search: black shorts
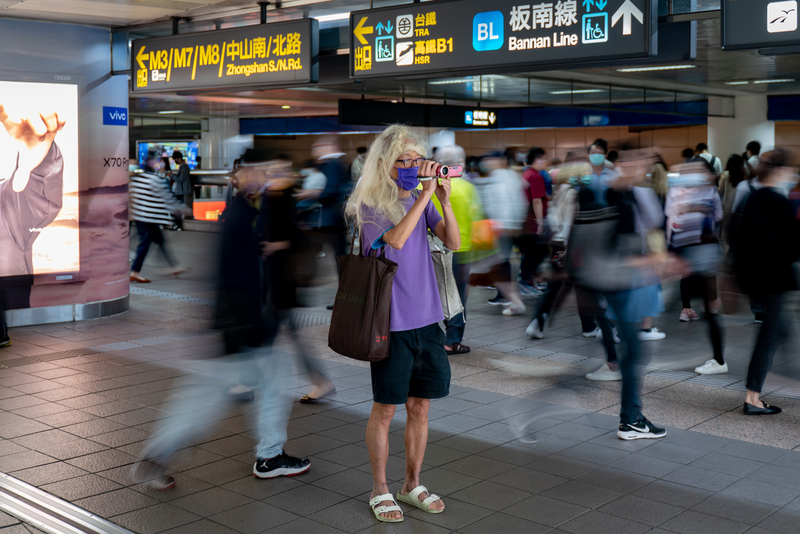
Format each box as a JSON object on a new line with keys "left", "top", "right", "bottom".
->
{"left": 370, "top": 323, "right": 451, "bottom": 405}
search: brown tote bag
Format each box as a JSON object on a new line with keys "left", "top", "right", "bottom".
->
{"left": 328, "top": 230, "right": 398, "bottom": 362}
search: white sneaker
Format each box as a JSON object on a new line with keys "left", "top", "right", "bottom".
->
{"left": 586, "top": 363, "right": 622, "bottom": 381}
{"left": 502, "top": 304, "right": 526, "bottom": 316}
{"left": 639, "top": 328, "right": 666, "bottom": 341}
{"left": 694, "top": 359, "right": 728, "bottom": 375}
{"left": 526, "top": 316, "right": 545, "bottom": 339}
{"left": 582, "top": 327, "right": 601, "bottom": 338}
{"left": 597, "top": 328, "right": 621, "bottom": 343}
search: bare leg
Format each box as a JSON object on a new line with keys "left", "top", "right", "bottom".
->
{"left": 746, "top": 389, "right": 764, "bottom": 408}
{"left": 366, "top": 402, "right": 401, "bottom": 520}
{"left": 642, "top": 317, "right": 652, "bottom": 330}
{"left": 399, "top": 397, "right": 444, "bottom": 512}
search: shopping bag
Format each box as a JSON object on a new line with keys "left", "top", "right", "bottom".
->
{"left": 471, "top": 219, "right": 497, "bottom": 251}
{"left": 428, "top": 234, "right": 464, "bottom": 321}
{"left": 328, "top": 231, "right": 397, "bottom": 362}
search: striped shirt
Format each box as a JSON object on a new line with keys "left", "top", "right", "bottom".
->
{"left": 129, "top": 172, "right": 183, "bottom": 225}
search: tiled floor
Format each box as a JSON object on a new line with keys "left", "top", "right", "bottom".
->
{"left": 0, "top": 230, "right": 799, "bottom": 533}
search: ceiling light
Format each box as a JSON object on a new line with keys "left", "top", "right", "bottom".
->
{"left": 157, "top": 110, "right": 184, "bottom": 114}
{"left": 617, "top": 65, "right": 697, "bottom": 72}
{"left": 391, "top": 100, "right": 398, "bottom": 103}
{"left": 316, "top": 12, "right": 350, "bottom": 22}
{"left": 428, "top": 77, "right": 476, "bottom": 85}
{"left": 549, "top": 89, "right": 604, "bottom": 95}
{"left": 753, "top": 78, "right": 795, "bottom": 84}
{"left": 725, "top": 81, "right": 750, "bottom": 85}
{"left": 282, "top": 105, "right": 291, "bottom": 109}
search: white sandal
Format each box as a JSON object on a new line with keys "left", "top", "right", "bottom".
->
{"left": 396, "top": 485, "right": 444, "bottom": 514}
{"left": 369, "top": 493, "right": 404, "bottom": 523}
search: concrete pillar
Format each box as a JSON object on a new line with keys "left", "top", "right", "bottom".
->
{"left": 199, "top": 116, "right": 253, "bottom": 169}
{"left": 708, "top": 95, "right": 775, "bottom": 163}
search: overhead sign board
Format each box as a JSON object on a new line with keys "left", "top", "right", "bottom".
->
{"left": 131, "top": 19, "right": 318, "bottom": 93}
{"left": 722, "top": 0, "right": 800, "bottom": 50}
{"left": 349, "top": 0, "right": 656, "bottom": 78}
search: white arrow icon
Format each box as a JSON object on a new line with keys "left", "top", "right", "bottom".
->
{"left": 489, "top": 112, "right": 496, "bottom": 125}
{"left": 612, "top": 0, "right": 644, "bottom": 35}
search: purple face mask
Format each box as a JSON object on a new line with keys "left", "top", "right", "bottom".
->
{"left": 396, "top": 166, "right": 420, "bottom": 191}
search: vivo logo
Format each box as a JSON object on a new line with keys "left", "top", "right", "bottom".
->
{"left": 103, "top": 106, "right": 127, "bottom": 126}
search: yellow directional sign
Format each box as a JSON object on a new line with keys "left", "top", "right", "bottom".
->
{"left": 354, "top": 17, "right": 373, "bottom": 45}
{"left": 131, "top": 19, "right": 318, "bottom": 92}
{"left": 136, "top": 46, "right": 148, "bottom": 70}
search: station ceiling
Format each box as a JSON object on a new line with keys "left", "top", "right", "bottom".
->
{"left": 3, "top": 0, "right": 798, "bottom": 118}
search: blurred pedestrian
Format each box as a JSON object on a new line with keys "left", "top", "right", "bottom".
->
{"left": 129, "top": 152, "right": 187, "bottom": 283}
{"left": 666, "top": 161, "right": 726, "bottom": 375}
{"left": 430, "top": 145, "right": 479, "bottom": 355}
{"left": 718, "top": 154, "right": 747, "bottom": 255}
{"left": 0, "top": 293, "right": 8, "bottom": 348}
{"left": 519, "top": 147, "right": 550, "bottom": 298}
{"left": 313, "top": 137, "right": 350, "bottom": 309}
{"left": 693, "top": 143, "right": 723, "bottom": 176}
{"left": 257, "top": 159, "right": 335, "bottom": 404}
{"left": 172, "top": 150, "right": 193, "bottom": 218}
{"left": 565, "top": 142, "right": 668, "bottom": 438}
{"left": 132, "top": 166, "right": 310, "bottom": 490}
{"left": 346, "top": 124, "right": 459, "bottom": 522}
{"left": 351, "top": 146, "right": 367, "bottom": 181}
{"left": 734, "top": 149, "right": 799, "bottom": 415}
{"left": 745, "top": 141, "right": 761, "bottom": 177}
{"left": 472, "top": 152, "right": 527, "bottom": 315}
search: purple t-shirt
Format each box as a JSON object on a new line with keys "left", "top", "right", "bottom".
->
{"left": 361, "top": 195, "right": 443, "bottom": 332}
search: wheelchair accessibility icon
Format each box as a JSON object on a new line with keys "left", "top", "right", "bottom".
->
{"left": 582, "top": 12, "right": 608, "bottom": 44}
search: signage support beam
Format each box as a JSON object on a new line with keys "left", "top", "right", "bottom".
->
{"left": 259, "top": 2, "right": 269, "bottom": 24}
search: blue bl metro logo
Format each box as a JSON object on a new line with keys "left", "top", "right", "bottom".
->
{"left": 473, "top": 11, "right": 504, "bottom": 51}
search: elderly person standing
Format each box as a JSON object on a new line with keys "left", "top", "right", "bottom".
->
{"left": 346, "top": 125, "right": 460, "bottom": 523}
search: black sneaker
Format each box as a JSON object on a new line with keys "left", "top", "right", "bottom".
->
{"left": 0, "top": 336, "right": 10, "bottom": 349}
{"left": 617, "top": 418, "right": 667, "bottom": 440}
{"left": 253, "top": 451, "right": 310, "bottom": 479}
{"left": 488, "top": 295, "right": 510, "bottom": 306}
{"left": 755, "top": 313, "right": 764, "bottom": 324}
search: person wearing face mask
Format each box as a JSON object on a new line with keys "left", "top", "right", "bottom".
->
{"left": 735, "top": 149, "right": 799, "bottom": 416}
{"left": 346, "top": 124, "right": 460, "bottom": 523}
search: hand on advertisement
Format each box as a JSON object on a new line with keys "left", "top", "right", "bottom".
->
{"left": 435, "top": 176, "right": 451, "bottom": 207}
{"left": 0, "top": 105, "right": 66, "bottom": 192}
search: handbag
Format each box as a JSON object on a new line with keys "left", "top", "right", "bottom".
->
{"left": 328, "top": 229, "right": 398, "bottom": 362}
{"left": 428, "top": 234, "right": 464, "bottom": 321}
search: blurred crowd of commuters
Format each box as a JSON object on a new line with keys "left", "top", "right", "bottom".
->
{"left": 125, "top": 127, "right": 798, "bottom": 523}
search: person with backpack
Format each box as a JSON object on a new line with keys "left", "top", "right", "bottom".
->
{"left": 665, "top": 161, "right": 726, "bottom": 375}
{"left": 693, "top": 143, "right": 722, "bottom": 176}
{"left": 734, "top": 149, "right": 799, "bottom": 415}
{"left": 745, "top": 141, "right": 761, "bottom": 178}
{"left": 565, "top": 142, "right": 668, "bottom": 438}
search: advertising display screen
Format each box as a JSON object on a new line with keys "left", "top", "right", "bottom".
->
{"left": 350, "top": 0, "right": 656, "bottom": 78}
{"left": 131, "top": 19, "right": 319, "bottom": 93}
{"left": 722, "top": 0, "right": 800, "bottom": 50}
{"left": 137, "top": 141, "right": 199, "bottom": 171}
{"left": 0, "top": 80, "right": 79, "bottom": 282}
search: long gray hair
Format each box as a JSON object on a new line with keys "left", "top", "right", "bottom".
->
{"left": 345, "top": 124, "right": 428, "bottom": 230}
